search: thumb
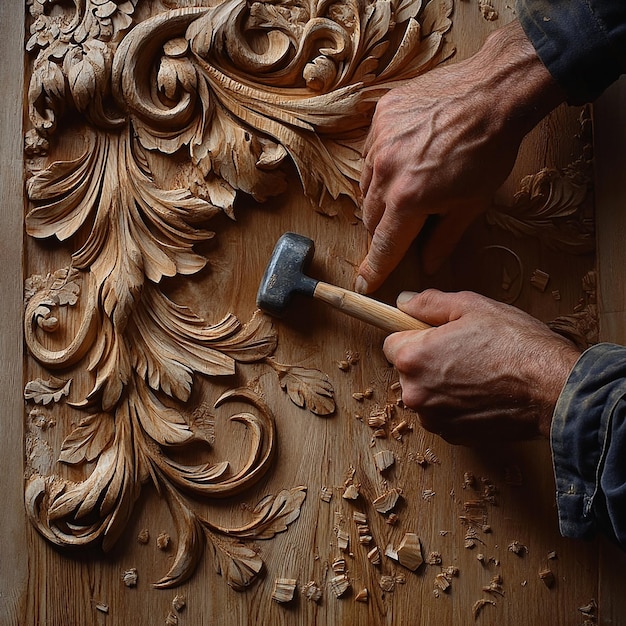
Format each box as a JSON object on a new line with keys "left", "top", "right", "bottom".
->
{"left": 395, "top": 289, "right": 467, "bottom": 326}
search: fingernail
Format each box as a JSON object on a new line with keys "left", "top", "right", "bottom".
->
{"left": 397, "top": 291, "right": 417, "bottom": 305}
{"left": 355, "top": 276, "right": 369, "bottom": 294}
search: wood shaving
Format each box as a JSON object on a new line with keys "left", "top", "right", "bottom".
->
{"left": 482, "top": 574, "right": 505, "bottom": 597}
{"left": 472, "top": 598, "right": 496, "bottom": 620}
{"left": 172, "top": 594, "right": 186, "bottom": 612}
{"left": 95, "top": 602, "right": 109, "bottom": 614}
{"left": 355, "top": 588, "right": 369, "bottom": 603}
{"left": 137, "top": 528, "right": 150, "bottom": 544}
{"left": 165, "top": 612, "right": 178, "bottom": 626}
{"left": 422, "top": 489, "right": 436, "bottom": 501}
{"left": 427, "top": 551, "right": 443, "bottom": 566}
{"left": 425, "top": 448, "right": 440, "bottom": 464}
{"left": 539, "top": 567, "right": 555, "bottom": 588}
{"left": 157, "top": 532, "right": 170, "bottom": 550}
{"left": 508, "top": 540, "right": 527, "bottom": 556}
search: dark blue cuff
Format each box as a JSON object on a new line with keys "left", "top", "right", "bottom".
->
{"left": 552, "top": 343, "right": 626, "bottom": 547}
{"left": 517, "top": 0, "right": 626, "bottom": 104}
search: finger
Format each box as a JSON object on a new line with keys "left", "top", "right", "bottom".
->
{"left": 395, "top": 288, "right": 466, "bottom": 326}
{"left": 421, "top": 199, "right": 487, "bottom": 275}
{"left": 359, "top": 158, "right": 373, "bottom": 200}
{"left": 360, "top": 178, "right": 387, "bottom": 235}
{"left": 357, "top": 212, "right": 427, "bottom": 294}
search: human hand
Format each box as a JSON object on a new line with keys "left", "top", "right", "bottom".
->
{"left": 383, "top": 290, "right": 581, "bottom": 445}
{"left": 357, "top": 20, "right": 565, "bottom": 294}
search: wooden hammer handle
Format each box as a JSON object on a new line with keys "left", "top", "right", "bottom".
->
{"left": 313, "top": 282, "right": 431, "bottom": 333}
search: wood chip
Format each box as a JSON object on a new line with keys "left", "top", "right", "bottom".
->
{"left": 530, "top": 268, "right": 550, "bottom": 291}
{"left": 508, "top": 540, "right": 527, "bottom": 556}
{"left": 342, "top": 484, "right": 360, "bottom": 500}
{"left": 272, "top": 578, "right": 297, "bottom": 603}
{"left": 95, "top": 602, "right": 109, "bottom": 614}
{"left": 320, "top": 486, "right": 333, "bottom": 502}
{"left": 434, "top": 573, "right": 451, "bottom": 592}
{"left": 122, "top": 567, "right": 138, "bottom": 587}
{"left": 157, "top": 532, "right": 170, "bottom": 550}
{"left": 137, "top": 528, "right": 150, "bottom": 544}
{"left": 374, "top": 449, "right": 395, "bottom": 472}
{"left": 330, "top": 574, "right": 350, "bottom": 598}
{"left": 396, "top": 533, "right": 424, "bottom": 571}
{"left": 337, "top": 529, "right": 350, "bottom": 552}
{"left": 367, "top": 546, "right": 381, "bottom": 566}
{"left": 165, "top": 612, "right": 178, "bottom": 626}
{"left": 172, "top": 594, "right": 186, "bottom": 612}
{"left": 539, "top": 567, "right": 555, "bottom": 588}
{"left": 302, "top": 581, "right": 322, "bottom": 603}
{"left": 373, "top": 488, "right": 402, "bottom": 513}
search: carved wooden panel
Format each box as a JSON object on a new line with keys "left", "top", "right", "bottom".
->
{"left": 1, "top": 0, "right": 621, "bottom": 624}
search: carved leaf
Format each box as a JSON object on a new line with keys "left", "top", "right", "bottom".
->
{"left": 131, "top": 286, "right": 239, "bottom": 401}
{"left": 209, "top": 487, "right": 307, "bottom": 540}
{"left": 44, "top": 415, "right": 139, "bottom": 551}
{"left": 134, "top": 381, "right": 194, "bottom": 447}
{"left": 24, "top": 376, "right": 72, "bottom": 405}
{"left": 207, "top": 532, "right": 263, "bottom": 591}
{"left": 28, "top": 57, "right": 65, "bottom": 132}
{"left": 267, "top": 359, "right": 336, "bottom": 416}
{"left": 154, "top": 484, "right": 206, "bottom": 589}
{"left": 211, "top": 310, "right": 278, "bottom": 363}
{"left": 59, "top": 413, "right": 115, "bottom": 465}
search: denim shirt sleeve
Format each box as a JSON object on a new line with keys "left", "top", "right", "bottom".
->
{"left": 517, "top": 0, "right": 626, "bottom": 104}
{"left": 551, "top": 343, "right": 626, "bottom": 547}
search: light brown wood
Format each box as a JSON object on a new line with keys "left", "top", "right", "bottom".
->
{"left": 2, "top": 0, "right": 623, "bottom": 624}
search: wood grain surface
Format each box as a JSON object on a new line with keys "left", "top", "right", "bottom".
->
{"left": 2, "top": 1, "right": 624, "bottom": 625}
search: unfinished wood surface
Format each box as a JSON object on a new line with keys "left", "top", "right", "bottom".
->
{"left": 1, "top": 0, "right": 622, "bottom": 624}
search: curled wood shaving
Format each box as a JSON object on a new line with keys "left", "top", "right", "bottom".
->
{"left": 472, "top": 598, "right": 496, "bottom": 620}
{"left": 355, "top": 588, "right": 369, "bottom": 603}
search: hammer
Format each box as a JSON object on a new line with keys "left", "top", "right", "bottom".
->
{"left": 256, "top": 232, "right": 431, "bottom": 333}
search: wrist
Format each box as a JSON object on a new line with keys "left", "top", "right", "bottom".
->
{"left": 469, "top": 20, "right": 566, "bottom": 138}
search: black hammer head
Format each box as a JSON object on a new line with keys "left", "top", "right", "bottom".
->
{"left": 256, "top": 232, "right": 320, "bottom": 317}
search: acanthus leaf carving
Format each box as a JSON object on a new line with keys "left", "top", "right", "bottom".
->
{"left": 23, "top": 0, "right": 454, "bottom": 589}
{"left": 24, "top": 376, "right": 72, "bottom": 406}
{"left": 267, "top": 357, "right": 336, "bottom": 416}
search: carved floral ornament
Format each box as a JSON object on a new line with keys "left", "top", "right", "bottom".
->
{"left": 23, "top": 0, "right": 455, "bottom": 590}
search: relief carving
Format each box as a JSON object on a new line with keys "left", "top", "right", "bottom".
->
{"left": 23, "top": 0, "right": 454, "bottom": 589}
{"left": 487, "top": 108, "right": 595, "bottom": 254}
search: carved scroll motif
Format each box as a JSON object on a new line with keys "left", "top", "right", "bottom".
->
{"left": 23, "top": 0, "right": 454, "bottom": 589}
{"left": 487, "top": 109, "right": 595, "bottom": 254}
